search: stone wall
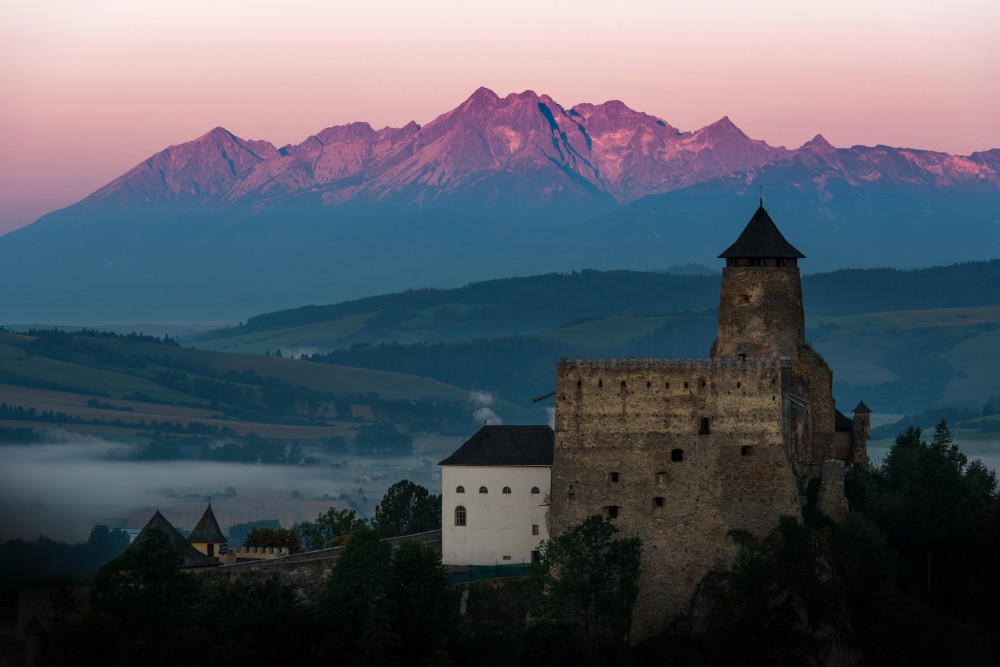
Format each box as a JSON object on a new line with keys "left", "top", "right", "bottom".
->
{"left": 713, "top": 266, "right": 805, "bottom": 360}
{"left": 551, "top": 357, "right": 802, "bottom": 640}
{"left": 196, "top": 531, "right": 442, "bottom": 605}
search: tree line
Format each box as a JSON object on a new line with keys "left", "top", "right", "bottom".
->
{"left": 200, "top": 260, "right": 1000, "bottom": 343}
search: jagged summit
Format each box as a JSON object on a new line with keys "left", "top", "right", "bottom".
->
{"left": 57, "top": 88, "right": 998, "bottom": 214}
{"left": 801, "top": 133, "right": 835, "bottom": 151}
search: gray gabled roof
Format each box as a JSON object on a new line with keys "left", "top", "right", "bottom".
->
{"left": 438, "top": 425, "right": 554, "bottom": 467}
{"left": 719, "top": 204, "right": 805, "bottom": 259}
{"left": 188, "top": 503, "right": 227, "bottom": 544}
{"left": 132, "top": 510, "right": 219, "bottom": 568}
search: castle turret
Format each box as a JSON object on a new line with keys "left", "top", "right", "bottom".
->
{"left": 712, "top": 202, "right": 806, "bottom": 360}
{"left": 850, "top": 400, "right": 872, "bottom": 465}
{"left": 188, "top": 503, "right": 227, "bottom": 559}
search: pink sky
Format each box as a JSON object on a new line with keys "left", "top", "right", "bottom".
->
{"left": 1, "top": 0, "right": 997, "bottom": 235}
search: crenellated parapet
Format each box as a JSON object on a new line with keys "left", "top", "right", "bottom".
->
{"left": 219, "top": 545, "right": 290, "bottom": 564}
{"left": 557, "top": 356, "right": 791, "bottom": 370}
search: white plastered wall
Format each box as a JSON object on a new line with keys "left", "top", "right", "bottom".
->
{"left": 440, "top": 465, "right": 551, "bottom": 566}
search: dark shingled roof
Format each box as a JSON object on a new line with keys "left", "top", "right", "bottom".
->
{"left": 438, "top": 425, "right": 554, "bottom": 467}
{"left": 132, "top": 511, "right": 219, "bottom": 568}
{"left": 853, "top": 400, "right": 871, "bottom": 414}
{"left": 719, "top": 204, "right": 805, "bottom": 259}
{"left": 835, "top": 409, "right": 854, "bottom": 432}
{"left": 188, "top": 503, "right": 227, "bottom": 545}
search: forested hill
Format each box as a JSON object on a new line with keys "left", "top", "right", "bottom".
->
{"left": 198, "top": 259, "right": 1000, "bottom": 340}
{"left": 197, "top": 271, "right": 722, "bottom": 340}
{"left": 804, "top": 260, "right": 1000, "bottom": 315}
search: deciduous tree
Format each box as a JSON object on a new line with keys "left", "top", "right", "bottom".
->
{"left": 372, "top": 479, "right": 441, "bottom": 537}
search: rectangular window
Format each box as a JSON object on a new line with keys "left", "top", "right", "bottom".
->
{"left": 532, "top": 524, "right": 539, "bottom": 536}
{"left": 609, "top": 472, "right": 620, "bottom": 483}
{"left": 502, "top": 555, "right": 512, "bottom": 561}
{"left": 607, "top": 506, "right": 619, "bottom": 519}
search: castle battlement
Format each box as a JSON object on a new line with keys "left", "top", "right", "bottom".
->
{"left": 557, "top": 355, "right": 791, "bottom": 370}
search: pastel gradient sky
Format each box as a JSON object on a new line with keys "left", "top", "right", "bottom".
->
{"left": 1, "top": 0, "right": 997, "bottom": 235}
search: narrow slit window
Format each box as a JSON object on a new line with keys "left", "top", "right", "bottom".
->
{"left": 699, "top": 417, "right": 710, "bottom": 435}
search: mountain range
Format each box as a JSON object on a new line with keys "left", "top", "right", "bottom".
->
{"left": 2, "top": 87, "right": 998, "bottom": 322}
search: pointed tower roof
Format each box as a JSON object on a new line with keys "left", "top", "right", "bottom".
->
{"left": 188, "top": 503, "right": 227, "bottom": 544}
{"left": 853, "top": 400, "right": 872, "bottom": 414}
{"left": 132, "top": 510, "right": 219, "bottom": 568}
{"left": 719, "top": 203, "right": 805, "bottom": 259}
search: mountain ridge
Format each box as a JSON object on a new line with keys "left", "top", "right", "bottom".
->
{"left": 1, "top": 87, "right": 998, "bottom": 323}
{"left": 53, "top": 87, "right": 997, "bottom": 217}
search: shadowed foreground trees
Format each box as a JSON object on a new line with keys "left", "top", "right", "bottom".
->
{"left": 657, "top": 421, "right": 1000, "bottom": 667}
{"left": 316, "top": 526, "right": 457, "bottom": 665}
{"left": 524, "top": 515, "right": 642, "bottom": 666}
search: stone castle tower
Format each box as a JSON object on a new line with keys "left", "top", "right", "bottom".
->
{"left": 549, "top": 203, "right": 869, "bottom": 640}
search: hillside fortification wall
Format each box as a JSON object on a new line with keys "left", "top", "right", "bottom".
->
{"left": 551, "top": 356, "right": 803, "bottom": 639}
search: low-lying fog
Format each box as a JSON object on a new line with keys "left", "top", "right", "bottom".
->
{"left": 0, "top": 432, "right": 456, "bottom": 543}
{"left": 2, "top": 432, "right": 995, "bottom": 545}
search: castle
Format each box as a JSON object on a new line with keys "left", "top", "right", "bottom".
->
{"left": 549, "top": 202, "right": 870, "bottom": 639}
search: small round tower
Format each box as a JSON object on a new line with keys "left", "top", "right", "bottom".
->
{"left": 712, "top": 202, "right": 806, "bottom": 360}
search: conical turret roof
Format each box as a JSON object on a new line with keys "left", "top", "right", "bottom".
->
{"left": 719, "top": 203, "right": 805, "bottom": 259}
{"left": 133, "top": 510, "right": 219, "bottom": 568}
{"left": 188, "top": 503, "right": 227, "bottom": 544}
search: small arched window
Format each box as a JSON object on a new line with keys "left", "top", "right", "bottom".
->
{"left": 455, "top": 506, "right": 466, "bottom": 526}
{"left": 502, "top": 486, "right": 512, "bottom": 494}
{"left": 531, "top": 486, "right": 540, "bottom": 494}
{"left": 456, "top": 485, "right": 465, "bottom": 493}
{"left": 479, "top": 486, "right": 488, "bottom": 494}
{"left": 671, "top": 448, "right": 684, "bottom": 462}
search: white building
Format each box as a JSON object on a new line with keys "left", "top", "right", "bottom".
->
{"left": 438, "top": 425, "right": 553, "bottom": 566}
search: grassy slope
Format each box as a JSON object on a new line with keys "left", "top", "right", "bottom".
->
{"left": 83, "top": 336, "right": 471, "bottom": 402}
{"left": 0, "top": 331, "right": 486, "bottom": 442}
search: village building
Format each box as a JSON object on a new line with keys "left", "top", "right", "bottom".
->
{"left": 438, "top": 425, "right": 553, "bottom": 566}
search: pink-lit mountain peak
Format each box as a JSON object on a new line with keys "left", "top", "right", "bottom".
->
{"left": 698, "top": 116, "right": 747, "bottom": 139}
{"left": 800, "top": 134, "right": 835, "bottom": 152}
{"left": 73, "top": 86, "right": 1000, "bottom": 213}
